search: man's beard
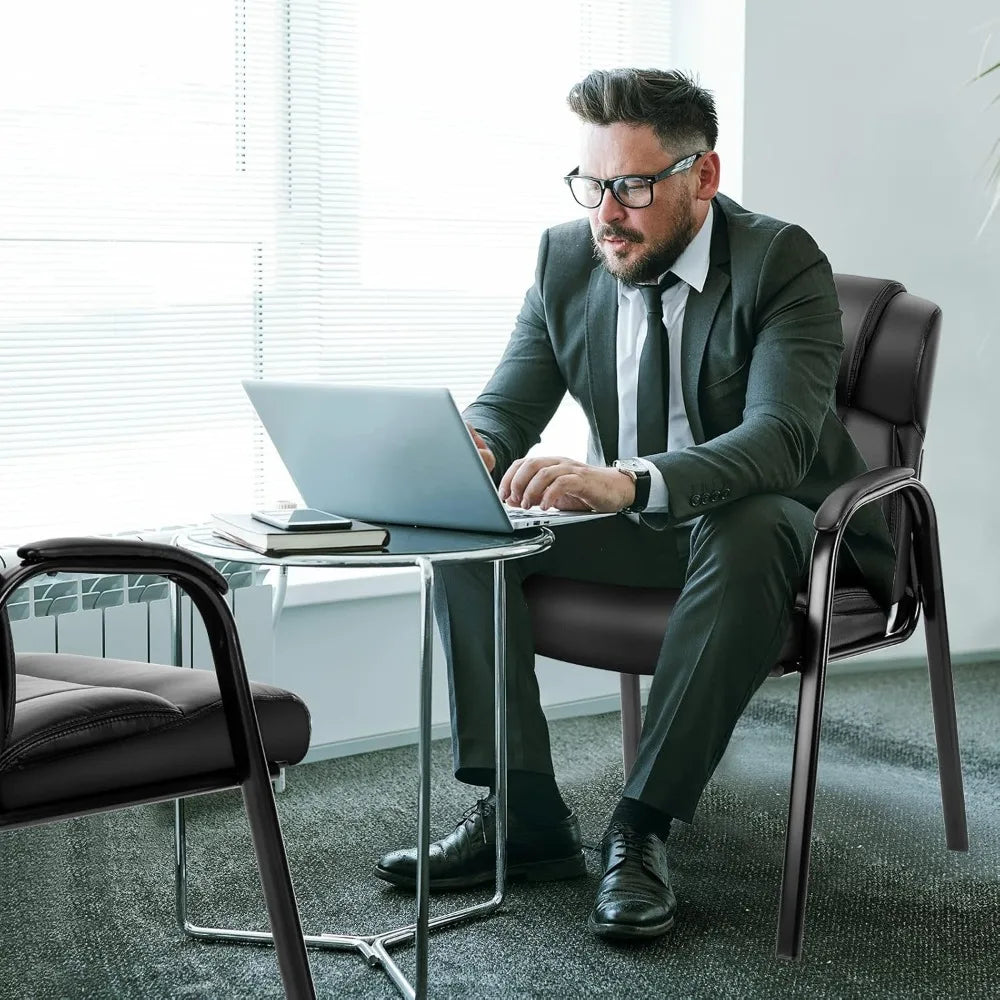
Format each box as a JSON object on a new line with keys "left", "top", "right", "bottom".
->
{"left": 591, "top": 202, "right": 698, "bottom": 284}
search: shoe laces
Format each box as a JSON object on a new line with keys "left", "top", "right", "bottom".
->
{"left": 606, "top": 821, "right": 645, "bottom": 852}
{"left": 456, "top": 796, "right": 495, "bottom": 844}
{"left": 605, "top": 823, "right": 664, "bottom": 876}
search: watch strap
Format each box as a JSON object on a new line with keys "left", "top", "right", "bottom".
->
{"left": 614, "top": 460, "right": 652, "bottom": 512}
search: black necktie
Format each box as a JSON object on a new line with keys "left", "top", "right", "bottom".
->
{"left": 635, "top": 273, "right": 681, "bottom": 457}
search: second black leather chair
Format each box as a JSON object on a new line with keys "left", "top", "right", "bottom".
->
{"left": 524, "top": 274, "right": 968, "bottom": 962}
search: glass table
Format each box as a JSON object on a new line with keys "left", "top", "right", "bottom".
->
{"left": 172, "top": 523, "right": 554, "bottom": 1000}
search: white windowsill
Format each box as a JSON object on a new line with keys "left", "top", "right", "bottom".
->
{"left": 269, "top": 565, "right": 422, "bottom": 608}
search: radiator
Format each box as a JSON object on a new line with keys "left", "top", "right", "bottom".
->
{"left": 2, "top": 546, "right": 276, "bottom": 685}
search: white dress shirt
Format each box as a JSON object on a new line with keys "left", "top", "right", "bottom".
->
{"left": 615, "top": 202, "right": 714, "bottom": 512}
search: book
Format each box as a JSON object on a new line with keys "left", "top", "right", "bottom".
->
{"left": 210, "top": 512, "right": 389, "bottom": 554}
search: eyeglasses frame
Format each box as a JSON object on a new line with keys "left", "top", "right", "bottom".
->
{"left": 563, "top": 151, "right": 708, "bottom": 209}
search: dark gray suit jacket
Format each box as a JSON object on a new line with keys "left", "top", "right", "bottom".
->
{"left": 464, "top": 193, "right": 897, "bottom": 611}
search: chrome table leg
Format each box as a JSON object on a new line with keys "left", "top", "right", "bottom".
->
{"left": 173, "top": 557, "right": 512, "bottom": 1000}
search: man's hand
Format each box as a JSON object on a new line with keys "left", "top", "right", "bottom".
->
{"left": 465, "top": 423, "right": 496, "bottom": 474}
{"left": 499, "top": 456, "right": 634, "bottom": 513}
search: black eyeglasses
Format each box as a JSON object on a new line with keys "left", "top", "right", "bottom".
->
{"left": 564, "top": 151, "right": 706, "bottom": 209}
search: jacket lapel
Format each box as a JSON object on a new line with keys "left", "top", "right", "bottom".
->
{"left": 680, "top": 204, "right": 731, "bottom": 444}
{"left": 585, "top": 265, "right": 620, "bottom": 464}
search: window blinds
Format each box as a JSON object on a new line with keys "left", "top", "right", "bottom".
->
{"left": 0, "top": 0, "right": 672, "bottom": 543}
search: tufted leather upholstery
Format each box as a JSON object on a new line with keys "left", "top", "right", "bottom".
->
{"left": 526, "top": 274, "right": 942, "bottom": 678}
{"left": 2, "top": 652, "right": 309, "bottom": 811}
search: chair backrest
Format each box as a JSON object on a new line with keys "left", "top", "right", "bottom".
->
{"left": 0, "top": 607, "right": 13, "bottom": 749}
{"left": 833, "top": 274, "right": 942, "bottom": 609}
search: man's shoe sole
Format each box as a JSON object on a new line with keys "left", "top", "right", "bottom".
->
{"left": 374, "top": 851, "right": 587, "bottom": 892}
{"left": 587, "top": 912, "right": 676, "bottom": 941}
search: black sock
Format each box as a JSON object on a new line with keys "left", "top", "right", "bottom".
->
{"left": 506, "top": 770, "right": 572, "bottom": 827}
{"left": 455, "top": 767, "right": 571, "bottom": 827}
{"left": 456, "top": 766, "right": 494, "bottom": 792}
{"left": 609, "top": 796, "right": 672, "bottom": 841}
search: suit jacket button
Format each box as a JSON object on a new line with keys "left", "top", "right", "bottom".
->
{"left": 691, "top": 494, "right": 701, "bottom": 505}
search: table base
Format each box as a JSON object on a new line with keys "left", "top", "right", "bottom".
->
{"left": 175, "top": 794, "right": 505, "bottom": 1000}
{"left": 169, "top": 530, "right": 553, "bottom": 998}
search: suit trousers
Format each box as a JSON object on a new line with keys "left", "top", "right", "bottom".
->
{"left": 433, "top": 493, "right": 867, "bottom": 824}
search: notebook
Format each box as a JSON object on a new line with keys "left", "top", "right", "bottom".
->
{"left": 241, "top": 379, "right": 614, "bottom": 534}
{"left": 210, "top": 511, "right": 389, "bottom": 554}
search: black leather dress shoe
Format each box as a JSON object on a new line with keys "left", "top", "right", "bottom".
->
{"left": 375, "top": 794, "right": 586, "bottom": 891}
{"left": 588, "top": 823, "right": 676, "bottom": 940}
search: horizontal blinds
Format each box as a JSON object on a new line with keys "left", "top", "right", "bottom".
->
{"left": 0, "top": 0, "right": 671, "bottom": 542}
{"left": 298, "top": 0, "right": 673, "bottom": 410}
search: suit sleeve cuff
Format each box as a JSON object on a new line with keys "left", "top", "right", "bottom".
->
{"left": 635, "top": 458, "right": 669, "bottom": 512}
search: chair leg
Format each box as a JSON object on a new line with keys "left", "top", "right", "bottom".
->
{"left": 905, "top": 486, "right": 968, "bottom": 850}
{"left": 776, "top": 658, "right": 826, "bottom": 961}
{"left": 619, "top": 673, "right": 642, "bottom": 783}
{"left": 241, "top": 771, "right": 317, "bottom": 1000}
{"left": 776, "top": 528, "right": 841, "bottom": 963}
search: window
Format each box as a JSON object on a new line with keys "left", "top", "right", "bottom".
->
{"left": 0, "top": 0, "right": 672, "bottom": 543}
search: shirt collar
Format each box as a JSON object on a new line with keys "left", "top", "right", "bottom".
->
{"left": 617, "top": 201, "right": 714, "bottom": 301}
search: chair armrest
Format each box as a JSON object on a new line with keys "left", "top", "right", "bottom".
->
{"left": 813, "top": 466, "right": 915, "bottom": 533}
{"left": 2, "top": 537, "right": 267, "bottom": 779}
{"left": 14, "top": 537, "right": 228, "bottom": 594}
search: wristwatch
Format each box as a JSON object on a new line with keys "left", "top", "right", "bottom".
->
{"left": 613, "top": 458, "right": 651, "bottom": 512}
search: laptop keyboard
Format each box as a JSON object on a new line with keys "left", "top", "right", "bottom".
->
{"left": 504, "top": 504, "right": 574, "bottom": 520}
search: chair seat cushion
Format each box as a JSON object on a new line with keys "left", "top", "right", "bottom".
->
{"left": 1, "top": 653, "right": 311, "bottom": 811}
{"left": 2, "top": 673, "right": 183, "bottom": 768}
{"left": 524, "top": 575, "right": 889, "bottom": 678}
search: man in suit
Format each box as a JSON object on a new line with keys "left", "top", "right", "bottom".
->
{"left": 376, "top": 68, "right": 896, "bottom": 940}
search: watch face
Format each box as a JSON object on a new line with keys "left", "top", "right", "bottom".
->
{"left": 617, "top": 458, "right": 645, "bottom": 474}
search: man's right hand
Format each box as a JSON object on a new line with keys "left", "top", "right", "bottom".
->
{"left": 466, "top": 423, "right": 496, "bottom": 474}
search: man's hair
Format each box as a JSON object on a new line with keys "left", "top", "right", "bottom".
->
{"left": 566, "top": 68, "right": 718, "bottom": 154}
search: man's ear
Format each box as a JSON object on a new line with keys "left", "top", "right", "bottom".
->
{"left": 696, "top": 151, "right": 721, "bottom": 200}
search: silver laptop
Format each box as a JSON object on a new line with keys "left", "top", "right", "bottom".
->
{"left": 241, "top": 379, "right": 613, "bottom": 533}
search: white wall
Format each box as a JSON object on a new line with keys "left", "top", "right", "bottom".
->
{"left": 743, "top": 0, "right": 1000, "bottom": 659}
{"left": 672, "top": 0, "right": 746, "bottom": 201}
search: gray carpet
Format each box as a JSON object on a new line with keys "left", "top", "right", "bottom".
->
{"left": 1, "top": 662, "right": 998, "bottom": 999}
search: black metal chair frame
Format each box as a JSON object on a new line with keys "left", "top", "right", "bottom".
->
{"left": 755, "top": 467, "right": 963, "bottom": 958}
{"left": 0, "top": 537, "right": 316, "bottom": 1000}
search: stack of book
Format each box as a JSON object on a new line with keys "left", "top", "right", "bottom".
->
{"left": 211, "top": 512, "right": 389, "bottom": 555}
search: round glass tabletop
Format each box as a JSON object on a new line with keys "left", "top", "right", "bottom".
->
{"left": 175, "top": 523, "right": 554, "bottom": 568}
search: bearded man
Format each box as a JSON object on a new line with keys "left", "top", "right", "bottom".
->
{"left": 375, "top": 67, "right": 895, "bottom": 941}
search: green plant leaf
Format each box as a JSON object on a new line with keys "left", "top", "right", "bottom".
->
{"left": 974, "top": 36, "right": 1000, "bottom": 231}
{"left": 977, "top": 180, "right": 1000, "bottom": 237}
{"left": 974, "top": 60, "right": 1000, "bottom": 80}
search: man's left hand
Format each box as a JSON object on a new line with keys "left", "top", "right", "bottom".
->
{"left": 499, "top": 456, "right": 634, "bottom": 513}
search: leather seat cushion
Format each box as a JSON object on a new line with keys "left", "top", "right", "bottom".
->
{"left": 524, "top": 575, "right": 889, "bottom": 678}
{"left": 3, "top": 673, "right": 183, "bottom": 767}
{"left": 1, "top": 652, "right": 311, "bottom": 811}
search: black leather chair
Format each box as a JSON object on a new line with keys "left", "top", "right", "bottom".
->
{"left": 1, "top": 537, "right": 316, "bottom": 999}
{"left": 524, "top": 274, "right": 968, "bottom": 961}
